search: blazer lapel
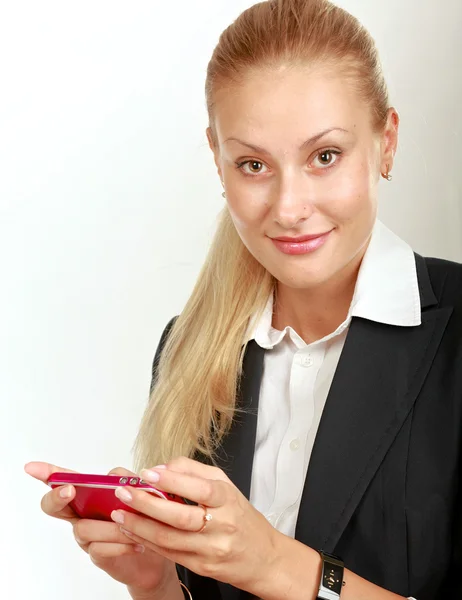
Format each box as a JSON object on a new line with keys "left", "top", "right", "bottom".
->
{"left": 294, "top": 253, "right": 453, "bottom": 551}
{"left": 214, "top": 339, "right": 265, "bottom": 600}
{"left": 214, "top": 339, "right": 265, "bottom": 493}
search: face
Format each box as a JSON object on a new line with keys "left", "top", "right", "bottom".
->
{"left": 207, "top": 65, "right": 398, "bottom": 290}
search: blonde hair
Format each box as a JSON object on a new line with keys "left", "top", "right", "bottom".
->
{"left": 132, "top": 0, "right": 390, "bottom": 470}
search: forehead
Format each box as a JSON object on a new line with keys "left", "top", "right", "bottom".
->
{"left": 213, "top": 66, "right": 367, "bottom": 144}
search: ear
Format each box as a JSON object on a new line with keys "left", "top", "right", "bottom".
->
{"left": 206, "top": 127, "right": 215, "bottom": 151}
{"left": 206, "top": 127, "right": 224, "bottom": 182}
{"left": 380, "top": 108, "right": 399, "bottom": 173}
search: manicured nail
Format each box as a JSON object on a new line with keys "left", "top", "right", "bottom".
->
{"left": 111, "top": 510, "right": 125, "bottom": 524}
{"left": 141, "top": 469, "right": 161, "bottom": 483}
{"left": 59, "top": 485, "right": 72, "bottom": 499}
{"left": 134, "top": 544, "right": 145, "bottom": 553}
{"left": 120, "top": 527, "right": 134, "bottom": 538}
{"left": 115, "top": 487, "right": 133, "bottom": 503}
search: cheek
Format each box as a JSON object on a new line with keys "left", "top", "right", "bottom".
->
{"left": 226, "top": 198, "right": 270, "bottom": 263}
{"left": 226, "top": 194, "right": 267, "bottom": 231}
{"left": 324, "top": 161, "right": 376, "bottom": 219}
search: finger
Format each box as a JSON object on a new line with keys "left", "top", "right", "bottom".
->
{"left": 107, "top": 466, "right": 137, "bottom": 477}
{"left": 157, "top": 457, "right": 230, "bottom": 483}
{"left": 74, "top": 519, "right": 142, "bottom": 547}
{"left": 114, "top": 488, "right": 208, "bottom": 532}
{"left": 73, "top": 530, "right": 90, "bottom": 553}
{"left": 139, "top": 468, "right": 228, "bottom": 508}
{"left": 24, "top": 462, "right": 78, "bottom": 485}
{"left": 88, "top": 541, "right": 145, "bottom": 562}
{"left": 120, "top": 533, "right": 197, "bottom": 564}
{"left": 111, "top": 510, "right": 199, "bottom": 553}
{"left": 40, "top": 484, "right": 79, "bottom": 523}
{"left": 119, "top": 527, "right": 147, "bottom": 545}
{"left": 118, "top": 526, "right": 169, "bottom": 557}
{"left": 114, "top": 524, "right": 203, "bottom": 564}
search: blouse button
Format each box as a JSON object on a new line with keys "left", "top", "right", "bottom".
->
{"left": 300, "top": 354, "right": 313, "bottom": 367}
{"left": 290, "top": 438, "right": 301, "bottom": 451}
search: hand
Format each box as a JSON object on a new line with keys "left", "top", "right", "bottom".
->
{"left": 108, "top": 457, "right": 280, "bottom": 595}
{"left": 24, "top": 462, "right": 179, "bottom": 596}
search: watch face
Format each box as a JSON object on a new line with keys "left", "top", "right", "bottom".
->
{"left": 322, "top": 562, "right": 343, "bottom": 595}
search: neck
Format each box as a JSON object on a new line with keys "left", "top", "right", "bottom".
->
{"left": 272, "top": 250, "right": 367, "bottom": 344}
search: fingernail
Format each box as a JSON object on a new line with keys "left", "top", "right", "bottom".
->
{"left": 115, "top": 487, "right": 133, "bottom": 503}
{"left": 111, "top": 510, "right": 124, "bottom": 524}
{"left": 134, "top": 544, "right": 145, "bottom": 553}
{"left": 120, "top": 527, "right": 134, "bottom": 538}
{"left": 59, "top": 485, "right": 72, "bottom": 499}
{"left": 141, "top": 469, "right": 160, "bottom": 483}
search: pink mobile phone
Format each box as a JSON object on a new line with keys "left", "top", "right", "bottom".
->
{"left": 47, "top": 472, "right": 189, "bottom": 521}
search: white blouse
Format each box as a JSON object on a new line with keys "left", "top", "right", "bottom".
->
{"left": 245, "top": 219, "right": 420, "bottom": 600}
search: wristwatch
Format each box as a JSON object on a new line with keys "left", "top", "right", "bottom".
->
{"left": 316, "top": 551, "right": 345, "bottom": 600}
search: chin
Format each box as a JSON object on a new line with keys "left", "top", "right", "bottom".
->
{"left": 272, "top": 267, "right": 332, "bottom": 290}
{"left": 277, "top": 277, "right": 329, "bottom": 290}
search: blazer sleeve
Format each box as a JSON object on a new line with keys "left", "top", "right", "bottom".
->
{"left": 148, "top": 316, "right": 223, "bottom": 599}
{"left": 433, "top": 383, "right": 462, "bottom": 597}
{"left": 438, "top": 446, "right": 462, "bottom": 597}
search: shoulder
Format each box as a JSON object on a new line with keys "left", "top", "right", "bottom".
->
{"left": 423, "top": 255, "right": 462, "bottom": 278}
{"left": 150, "top": 316, "right": 179, "bottom": 388}
{"left": 420, "top": 255, "right": 462, "bottom": 306}
{"left": 155, "top": 315, "right": 179, "bottom": 355}
{"left": 419, "top": 256, "right": 462, "bottom": 353}
{"left": 162, "top": 315, "right": 179, "bottom": 337}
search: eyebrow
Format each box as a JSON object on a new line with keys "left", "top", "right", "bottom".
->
{"left": 223, "top": 127, "right": 349, "bottom": 154}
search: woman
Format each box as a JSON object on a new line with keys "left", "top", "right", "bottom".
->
{"left": 25, "top": 0, "right": 462, "bottom": 599}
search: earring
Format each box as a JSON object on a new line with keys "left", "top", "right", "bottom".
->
{"left": 381, "top": 164, "right": 392, "bottom": 181}
{"left": 221, "top": 180, "right": 226, "bottom": 198}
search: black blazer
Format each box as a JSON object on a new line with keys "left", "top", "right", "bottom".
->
{"left": 150, "top": 253, "right": 462, "bottom": 600}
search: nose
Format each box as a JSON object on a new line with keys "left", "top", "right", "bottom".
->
{"left": 271, "top": 179, "right": 315, "bottom": 229}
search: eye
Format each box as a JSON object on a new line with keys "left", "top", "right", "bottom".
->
{"left": 235, "top": 149, "right": 342, "bottom": 178}
{"left": 312, "top": 149, "right": 341, "bottom": 169}
{"left": 235, "top": 160, "right": 268, "bottom": 176}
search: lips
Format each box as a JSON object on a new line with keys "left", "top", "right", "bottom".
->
{"left": 272, "top": 231, "right": 332, "bottom": 243}
{"left": 270, "top": 229, "right": 333, "bottom": 256}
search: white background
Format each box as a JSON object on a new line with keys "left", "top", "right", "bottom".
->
{"left": 1, "top": 1, "right": 461, "bottom": 598}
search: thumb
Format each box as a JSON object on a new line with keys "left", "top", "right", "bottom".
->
{"left": 24, "top": 462, "right": 78, "bottom": 485}
{"left": 107, "top": 466, "right": 137, "bottom": 477}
